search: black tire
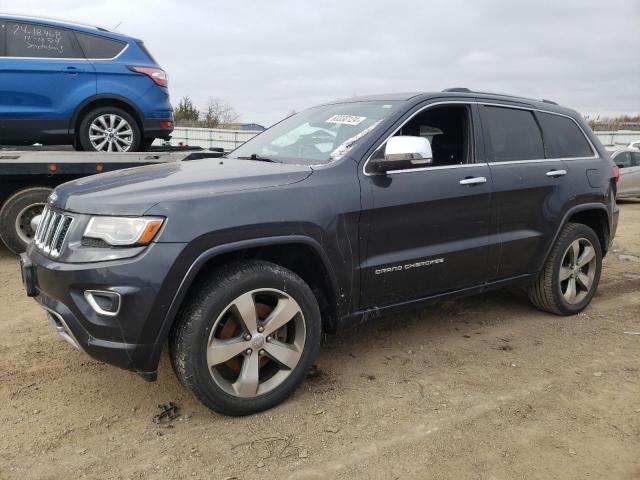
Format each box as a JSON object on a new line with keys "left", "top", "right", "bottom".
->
{"left": 0, "top": 187, "right": 52, "bottom": 254}
{"left": 140, "top": 138, "right": 155, "bottom": 151}
{"left": 78, "top": 106, "right": 141, "bottom": 152}
{"left": 528, "top": 222, "right": 602, "bottom": 315}
{"left": 169, "top": 260, "right": 322, "bottom": 416}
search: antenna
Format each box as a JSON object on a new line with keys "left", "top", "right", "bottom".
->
{"left": 113, "top": 21, "right": 122, "bottom": 30}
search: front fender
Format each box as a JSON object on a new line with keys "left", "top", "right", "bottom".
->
{"left": 140, "top": 235, "right": 341, "bottom": 377}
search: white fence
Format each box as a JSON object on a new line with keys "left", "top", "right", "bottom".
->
{"left": 166, "top": 127, "right": 262, "bottom": 151}
{"left": 594, "top": 131, "right": 640, "bottom": 150}
{"left": 163, "top": 127, "right": 639, "bottom": 153}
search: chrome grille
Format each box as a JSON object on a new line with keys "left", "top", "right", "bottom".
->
{"left": 34, "top": 206, "right": 74, "bottom": 258}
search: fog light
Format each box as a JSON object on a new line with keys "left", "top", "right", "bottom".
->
{"left": 85, "top": 290, "right": 121, "bottom": 316}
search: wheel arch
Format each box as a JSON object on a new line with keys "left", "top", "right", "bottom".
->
{"left": 542, "top": 203, "right": 611, "bottom": 270}
{"left": 145, "top": 236, "right": 342, "bottom": 378}
{"left": 70, "top": 94, "right": 145, "bottom": 137}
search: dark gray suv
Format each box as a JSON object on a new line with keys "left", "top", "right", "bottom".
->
{"left": 21, "top": 89, "right": 619, "bottom": 415}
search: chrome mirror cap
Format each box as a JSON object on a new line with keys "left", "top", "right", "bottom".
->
{"left": 384, "top": 135, "right": 433, "bottom": 163}
{"left": 368, "top": 136, "right": 434, "bottom": 173}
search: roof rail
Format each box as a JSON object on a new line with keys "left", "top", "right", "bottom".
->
{"left": 442, "top": 87, "right": 557, "bottom": 105}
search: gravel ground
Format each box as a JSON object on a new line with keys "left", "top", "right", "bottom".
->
{"left": 1, "top": 201, "right": 639, "bottom": 480}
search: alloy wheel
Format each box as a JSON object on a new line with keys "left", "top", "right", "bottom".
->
{"left": 206, "top": 289, "right": 306, "bottom": 398}
{"left": 559, "top": 238, "right": 597, "bottom": 304}
{"left": 89, "top": 114, "right": 134, "bottom": 152}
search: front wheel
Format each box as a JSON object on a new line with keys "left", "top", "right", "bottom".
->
{"left": 78, "top": 107, "right": 141, "bottom": 152}
{"left": 169, "top": 261, "right": 322, "bottom": 416}
{"left": 529, "top": 223, "right": 602, "bottom": 315}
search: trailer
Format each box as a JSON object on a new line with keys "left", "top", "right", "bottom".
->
{"left": 0, "top": 147, "right": 224, "bottom": 254}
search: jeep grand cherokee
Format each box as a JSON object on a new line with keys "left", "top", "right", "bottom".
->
{"left": 21, "top": 89, "right": 619, "bottom": 415}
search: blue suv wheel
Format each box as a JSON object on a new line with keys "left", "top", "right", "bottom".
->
{"left": 0, "top": 15, "right": 174, "bottom": 151}
{"left": 78, "top": 106, "right": 141, "bottom": 152}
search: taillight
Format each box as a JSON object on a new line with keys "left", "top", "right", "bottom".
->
{"left": 612, "top": 165, "right": 620, "bottom": 182}
{"left": 128, "top": 66, "right": 168, "bottom": 87}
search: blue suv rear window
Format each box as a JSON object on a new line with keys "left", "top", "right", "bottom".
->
{"left": 76, "top": 32, "right": 126, "bottom": 59}
{"left": 6, "top": 21, "right": 82, "bottom": 58}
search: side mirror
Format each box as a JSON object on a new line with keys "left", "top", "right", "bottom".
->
{"left": 616, "top": 163, "right": 626, "bottom": 169}
{"left": 369, "top": 136, "right": 433, "bottom": 173}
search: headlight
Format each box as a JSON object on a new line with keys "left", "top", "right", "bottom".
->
{"left": 83, "top": 216, "right": 164, "bottom": 246}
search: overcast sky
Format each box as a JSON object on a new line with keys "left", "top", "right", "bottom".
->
{"left": 3, "top": 0, "right": 639, "bottom": 126}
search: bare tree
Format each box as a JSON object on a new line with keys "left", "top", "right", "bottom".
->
{"left": 201, "top": 97, "right": 240, "bottom": 128}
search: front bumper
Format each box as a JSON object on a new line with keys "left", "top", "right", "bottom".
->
{"left": 21, "top": 242, "right": 186, "bottom": 380}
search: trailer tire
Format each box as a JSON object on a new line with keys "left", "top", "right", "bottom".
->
{"left": 0, "top": 187, "right": 52, "bottom": 254}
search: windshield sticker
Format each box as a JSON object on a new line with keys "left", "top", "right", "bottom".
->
{"left": 326, "top": 115, "right": 366, "bottom": 126}
{"left": 329, "top": 119, "right": 382, "bottom": 160}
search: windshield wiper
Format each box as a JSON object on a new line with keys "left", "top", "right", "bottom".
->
{"left": 234, "top": 154, "right": 279, "bottom": 163}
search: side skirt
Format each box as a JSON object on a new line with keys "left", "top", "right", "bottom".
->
{"left": 337, "top": 273, "right": 536, "bottom": 331}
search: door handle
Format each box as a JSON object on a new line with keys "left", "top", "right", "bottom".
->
{"left": 62, "top": 66, "right": 84, "bottom": 74}
{"left": 546, "top": 169, "right": 567, "bottom": 178}
{"left": 459, "top": 176, "right": 487, "bottom": 186}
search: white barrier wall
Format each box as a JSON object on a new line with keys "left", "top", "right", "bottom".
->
{"left": 167, "top": 127, "right": 262, "bottom": 151}
{"left": 594, "top": 131, "right": 640, "bottom": 150}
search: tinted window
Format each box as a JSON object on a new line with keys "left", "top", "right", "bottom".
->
{"left": 76, "top": 32, "right": 126, "bottom": 59}
{"left": 614, "top": 151, "right": 632, "bottom": 168}
{"left": 538, "top": 112, "right": 593, "bottom": 158}
{"left": 6, "top": 22, "right": 81, "bottom": 58}
{"left": 483, "top": 106, "right": 544, "bottom": 162}
{"left": 0, "top": 22, "right": 5, "bottom": 55}
{"left": 630, "top": 152, "right": 640, "bottom": 167}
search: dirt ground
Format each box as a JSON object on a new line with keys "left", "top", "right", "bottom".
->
{"left": 1, "top": 203, "right": 639, "bottom": 480}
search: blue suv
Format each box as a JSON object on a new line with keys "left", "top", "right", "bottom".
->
{"left": 0, "top": 15, "right": 173, "bottom": 151}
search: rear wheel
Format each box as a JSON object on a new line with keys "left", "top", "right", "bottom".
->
{"left": 0, "top": 187, "right": 52, "bottom": 254}
{"left": 78, "top": 107, "right": 141, "bottom": 152}
{"left": 528, "top": 223, "right": 602, "bottom": 315}
{"left": 170, "top": 261, "right": 321, "bottom": 416}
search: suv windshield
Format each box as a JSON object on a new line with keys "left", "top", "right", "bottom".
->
{"left": 230, "top": 101, "right": 401, "bottom": 165}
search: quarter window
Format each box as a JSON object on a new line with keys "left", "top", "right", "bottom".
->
{"left": 76, "top": 32, "right": 126, "bottom": 59}
{"left": 537, "top": 112, "right": 593, "bottom": 158}
{"left": 483, "top": 106, "right": 544, "bottom": 162}
{"left": 6, "top": 22, "right": 82, "bottom": 58}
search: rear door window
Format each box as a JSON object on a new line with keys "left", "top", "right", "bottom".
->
{"left": 630, "top": 152, "right": 640, "bottom": 167}
{"left": 537, "top": 112, "right": 593, "bottom": 158}
{"left": 6, "top": 21, "right": 82, "bottom": 58}
{"left": 76, "top": 32, "right": 126, "bottom": 59}
{"left": 482, "top": 106, "right": 544, "bottom": 162}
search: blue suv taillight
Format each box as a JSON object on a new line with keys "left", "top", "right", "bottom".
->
{"left": 128, "top": 66, "right": 168, "bottom": 87}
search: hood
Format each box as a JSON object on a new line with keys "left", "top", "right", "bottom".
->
{"left": 53, "top": 158, "right": 313, "bottom": 215}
